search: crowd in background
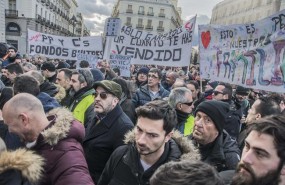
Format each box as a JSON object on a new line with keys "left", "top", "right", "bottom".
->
{"left": 0, "top": 46, "right": 284, "bottom": 185}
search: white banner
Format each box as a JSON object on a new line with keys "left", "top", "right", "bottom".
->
{"left": 76, "top": 53, "right": 98, "bottom": 69}
{"left": 109, "top": 54, "right": 131, "bottom": 77}
{"left": 107, "top": 16, "right": 196, "bottom": 67}
{"left": 28, "top": 29, "right": 103, "bottom": 60}
{"left": 199, "top": 10, "right": 285, "bottom": 93}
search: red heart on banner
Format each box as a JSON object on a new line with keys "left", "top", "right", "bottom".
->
{"left": 201, "top": 31, "right": 211, "bottom": 49}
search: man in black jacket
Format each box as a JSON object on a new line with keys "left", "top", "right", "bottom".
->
{"left": 98, "top": 100, "right": 200, "bottom": 185}
{"left": 191, "top": 100, "right": 240, "bottom": 172}
{"left": 213, "top": 82, "right": 242, "bottom": 140}
{"left": 83, "top": 80, "right": 134, "bottom": 184}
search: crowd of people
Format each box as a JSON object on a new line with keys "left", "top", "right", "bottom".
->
{"left": 0, "top": 46, "right": 284, "bottom": 185}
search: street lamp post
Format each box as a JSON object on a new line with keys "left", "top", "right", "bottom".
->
{"left": 70, "top": 15, "right": 77, "bottom": 36}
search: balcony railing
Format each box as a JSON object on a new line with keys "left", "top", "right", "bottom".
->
{"left": 5, "top": 9, "right": 18, "bottom": 18}
{"left": 126, "top": 9, "right": 133, "bottom": 13}
{"left": 145, "top": 25, "right": 153, "bottom": 30}
{"left": 158, "top": 13, "right": 165, "bottom": 18}
{"left": 147, "top": 12, "right": 154, "bottom": 16}
{"left": 125, "top": 22, "right": 132, "bottom": 26}
{"left": 157, "top": 26, "right": 164, "bottom": 32}
{"left": 36, "top": 14, "right": 42, "bottom": 22}
{"left": 138, "top": 11, "right": 145, "bottom": 15}
{"left": 136, "top": 24, "right": 144, "bottom": 29}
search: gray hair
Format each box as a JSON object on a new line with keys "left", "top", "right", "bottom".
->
{"left": 73, "top": 68, "right": 94, "bottom": 87}
{"left": 168, "top": 87, "right": 192, "bottom": 108}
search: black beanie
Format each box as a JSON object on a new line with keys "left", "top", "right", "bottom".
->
{"left": 195, "top": 100, "right": 230, "bottom": 134}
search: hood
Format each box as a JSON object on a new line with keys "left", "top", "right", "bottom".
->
{"left": 42, "top": 108, "right": 85, "bottom": 146}
{"left": 124, "top": 129, "right": 200, "bottom": 161}
{"left": 0, "top": 149, "right": 44, "bottom": 183}
{"left": 37, "top": 92, "right": 61, "bottom": 113}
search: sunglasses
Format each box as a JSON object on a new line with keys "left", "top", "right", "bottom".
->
{"left": 94, "top": 92, "right": 109, "bottom": 99}
{"left": 182, "top": 101, "right": 193, "bottom": 106}
{"left": 148, "top": 74, "right": 159, "bottom": 79}
{"left": 213, "top": 90, "right": 224, "bottom": 96}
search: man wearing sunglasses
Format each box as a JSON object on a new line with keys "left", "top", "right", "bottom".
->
{"left": 168, "top": 87, "right": 195, "bottom": 136}
{"left": 83, "top": 80, "right": 134, "bottom": 184}
{"left": 212, "top": 82, "right": 243, "bottom": 140}
{"left": 133, "top": 68, "right": 169, "bottom": 108}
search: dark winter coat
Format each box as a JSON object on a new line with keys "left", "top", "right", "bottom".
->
{"left": 98, "top": 130, "right": 200, "bottom": 185}
{"left": 132, "top": 84, "right": 169, "bottom": 108}
{"left": 40, "top": 81, "right": 59, "bottom": 97}
{"left": 83, "top": 104, "right": 134, "bottom": 184}
{"left": 120, "top": 93, "right": 136, "bottom": 124}
{"left": 37, "top": 92, "right": 61, "bottom": 113}
{"left": 31, "top": 108, "right": 94, "bottom": 185}
{"left": 222, "top": 99, "right": 243, "bottom": 140}
{"left": 190, "top": 130, "right": 240, "bottom": 172}
{"left": 0, "top": 148, "right": 44, "bottom": 185}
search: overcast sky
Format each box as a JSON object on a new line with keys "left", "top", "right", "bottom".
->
{"left": 76, "top": 0, "right": 225, "bottom": 35}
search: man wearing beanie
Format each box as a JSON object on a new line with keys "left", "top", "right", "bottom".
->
{"left": 190, "top": 100, "right": 240, "bottom": 172}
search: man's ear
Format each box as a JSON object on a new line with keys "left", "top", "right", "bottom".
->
{"left": 255, "top": 113, "right": 262, "bottom": 120}
{"left": 19, "top": 113, "right": 29, "bottom": 126}
{"left": 165, "top": 131, "right": 173, "bottom": 143}
{"left": 281, "top": 165, "right": 285, "bottom": 175}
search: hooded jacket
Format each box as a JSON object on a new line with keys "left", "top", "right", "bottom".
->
{"left": 37, "top": 92, "right": 61, "bottom": 113}
{"left": 98, "top": 130, "right": 200, "bottom": 185}
{"left": 0, "top": 149, "right": 44, "bottom": 185}
{"left": 31, "top": 108, "right": 94, "bottom": 185}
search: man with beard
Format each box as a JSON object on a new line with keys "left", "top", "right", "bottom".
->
{"left": 231, "top": 115, "right": 285, "bottom": 185}
{"left": 56, "top": 68, "right": 73, "bottom": 107}
{"left": 69, "top": 68, "right": 95, "bottom": 127}
{"left": 83, "top": 80, "right": 134, "bottom": 184}
{"left": 98, "top": 100, "right": 200, "bottom": 185}
{"left": 132, "top": 68, "right": 169, "bottom": 108}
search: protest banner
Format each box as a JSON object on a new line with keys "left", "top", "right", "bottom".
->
{"left": 28, "top": 29, "right": 103, "bottom": 60}
{"left": 107, "top": 16, "right": 196, "bottom": 67}
{"left": 76, "top": 53, "right": 98, "bottom": 69}
{"left": 199, "top": 10, "right": 285, "bottom": 93}
{"left": 109, "top": 54, "right": 131, "bottom": 77}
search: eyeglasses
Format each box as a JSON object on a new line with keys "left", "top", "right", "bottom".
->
{"left": 148, "top": 74, "right": 159, "bottom": 79}
{"left": 94, "top": 91, "right": 109, "bottom": 99}
{"left": 182, "top": 101, "right": 193, "bottom": 106}
{"left": 213, "top": 90, "right": 224, "bottom": 96}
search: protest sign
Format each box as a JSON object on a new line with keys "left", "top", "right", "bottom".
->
{"left": 76, "top": 53, "right": 98, "bottom": 69}
{"left": 28, "top": 29, "right": 103, "bottom": 60}
{"left": 199, "top": 10, "right": 285, "bottom": 93}
{"left": 107, "top": 16, "right": 196, "bottom": 67}
{"left": 109, "top": 54, "right": 131, "bottom": 77}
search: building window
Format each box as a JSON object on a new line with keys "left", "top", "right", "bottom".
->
{"left": 148, "top": 7, "right": 154, "bottom": 16}
{"left": 127, "top": 4, "right": 133, "bottom": 13}
{"left": 159, "top": 21, "right": 163, "bottom": 27}
{"left": 6, "top": 40, "right": 18, "bottom": 50}
{"left": 146, "top": 19, "right": 152, "bottom": 30}
{"left": 137, "top": 18, "right": 143, "bottom": 29}
{"left": 8, "top": 0, "right": 16, "bottom": 10}
{"left": 126, "top": 17, "right": 131, "bottom": 26}
{"left": 138, "top": 6, "right": 144, "bottom": 15}
{"left": 159, "top": 9, "right": 165, "bottom": 17}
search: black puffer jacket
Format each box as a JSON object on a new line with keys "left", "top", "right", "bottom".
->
{"left": 98, "top": 131, "right": 200, "bottom": 185}
{"left": 191, "top": 130, "right": 240, "bottom": 172}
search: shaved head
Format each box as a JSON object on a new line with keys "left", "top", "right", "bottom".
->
{"left": 2, "top": 93, "right": 48, "bottom": 143}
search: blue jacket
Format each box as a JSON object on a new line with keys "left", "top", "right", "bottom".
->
{"left": 132, "top": 84, "right": 169, "bottom": 108}
{"left": 37, "top": 92, "right": 61, "bottom": 113}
